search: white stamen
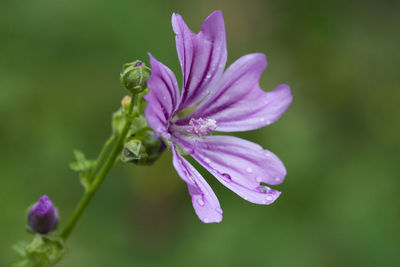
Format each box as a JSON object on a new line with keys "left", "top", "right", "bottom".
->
{"left": 169, "top": 118, "right": 217, "bottom": 136}
{"left": 189, "top": 118, "right": 217, "bottom": 135}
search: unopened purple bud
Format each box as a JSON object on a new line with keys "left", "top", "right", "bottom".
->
{"left": 134, "top": 61, "right": 143, "bottom": 67}
{"left": 28, "top": 195, "right": 58, "bottom": 234}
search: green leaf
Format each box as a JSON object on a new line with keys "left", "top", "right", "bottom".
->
{"left": 26, "top": 235, "right": 66, "bottom": 267}
{"left": 11, "top": 241, "right": 33, "bottom": 266}
{"left": 70, "top": 150, "right": 95, "bottom": 191}
{"left": 12, "top": 241, "right": 29, "bottom": 260}
{"left": 11, "top": 236, "right": 66, "bottom": 267}
{"left": 69, "top": 150, "right": 94, "bottom": 172}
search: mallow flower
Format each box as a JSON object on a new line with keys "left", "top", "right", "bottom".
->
{"left": 145, "top": 10, "right": 292, "bottom": 223}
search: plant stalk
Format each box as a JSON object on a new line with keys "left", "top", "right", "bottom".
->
{"left": 60, "top": 96, "right": 136, "bottom": 240}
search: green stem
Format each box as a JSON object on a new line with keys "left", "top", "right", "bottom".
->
{"left": 60, "top": 96, "right": 136, "bottom": 241}
{"left": 89, "top": 135, "right": 116, "bottom": 181}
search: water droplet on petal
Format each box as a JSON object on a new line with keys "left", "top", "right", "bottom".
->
{"left": 275, "top": 176, "right": 281, "bottom": 182}
{"left": 204, "top": 157, "right": 211, "bottom": 164}
{"left": 222, "top": 173, "right": 232, "bottom": 181}
{"left": 259, "top": 118, "right": 265, "bottom": 122}
{"left": 266, "top": 195, "right": 274, "bottom": 201}
{"left": 266, "top": 120, "right": 271, "bottom": 125}
{"left": 244, "top": 197, "right": 248, "bottom": 201}
{"left": 246, "top": 167, "right": 253, "bottom": 173}
{"left": 256, "top": 186, "right": 269, "bottom": 193}
{"left": 265, "top": 152, "right": 271, "bottom": 157}
{"left": 268, "top": 189, "right": 277, "bottom": 195}
{"left": 197, "top": 198, "right": 205, "bottom": 206}
{"left": 262, "top": 200, "right": 267, "bottom": 204}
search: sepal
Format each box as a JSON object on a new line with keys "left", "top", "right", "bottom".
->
{"left": 11, "top": 235, "right": 66, "bottom": 267}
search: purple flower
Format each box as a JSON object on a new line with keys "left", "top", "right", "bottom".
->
{"left": 145, "top": 10, "right": 292, "bottom": 223}
{"left": 28, "top": 195, "right": 58, "bottom": 234}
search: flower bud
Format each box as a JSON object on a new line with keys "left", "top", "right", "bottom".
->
{"left": 120, "top": 60, "right": 151, "bottom": 94}
{"left": 28, "top": 195, "right": 58, "bottom": 234}
{"left": 121, "top": 95, "right": 132, "bottom": 111}
{"left": 122, "top": 134, "right": 166, "bottom": 165}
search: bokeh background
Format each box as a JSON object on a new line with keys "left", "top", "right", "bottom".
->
{"left": 1, "top": 0, "right": 399, "bottom": 266}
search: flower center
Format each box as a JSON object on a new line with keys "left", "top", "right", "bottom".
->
{"left": 170, "top": 118, "right": 217, "bottom": 136}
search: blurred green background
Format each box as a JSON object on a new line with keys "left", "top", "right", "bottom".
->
{"left": 1, "top": 0, "right": 399, "bottom": 266}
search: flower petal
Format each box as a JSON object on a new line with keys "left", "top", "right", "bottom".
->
{"left": 145, "top": 53, "right": 180, "bottom": 137}
{"left": 171, "top": 146, "right": 223, "bottom": 223}
{"left": 172, "top": 10, "right": 227, "bottom": 111}
{"left": 186, "top": 53, "right": 293, "bottom": 132}
{"left": 175, "top": 135, "right": 285, "bottom": 205}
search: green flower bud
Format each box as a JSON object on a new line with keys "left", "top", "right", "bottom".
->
{"left": 123, "top": 139, "right": 145, "bottom": 162}
{"left": 121, "top": 95, "right": 132, "bottom": 111}
{"left": 120, "top": 60, "right": 151, "bottom": 94}
{"left": 122, "top": 134, "right": 165, "bottom": 165}
{"left": 112, "top": 109, "right": 125, "bottom": 135}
